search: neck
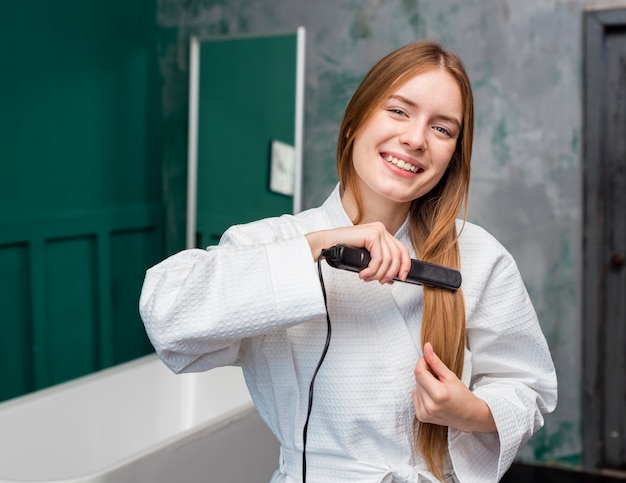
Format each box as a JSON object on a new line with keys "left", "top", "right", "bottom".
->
{"left": 341, "top": 187, "right": 411, "bottom": 235}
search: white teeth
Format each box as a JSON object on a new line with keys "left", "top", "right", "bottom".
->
{"left": 384, "top": 154, "right": 420, "bottom": 173}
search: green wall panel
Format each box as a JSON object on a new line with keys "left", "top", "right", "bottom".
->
{"left": 0, "top": 0, "right": 162, "bottom": 402}
{"left": 110, "top": 228, "right": 160, "bottom": 364}
{"left": 45, "top": 237, "right": 99, "bottom": 386}
{"left": 0, "top": 244, "right": 33, "bottom": 401}
{"left": 0, "top": 1, "right": 160, "bottom": 222}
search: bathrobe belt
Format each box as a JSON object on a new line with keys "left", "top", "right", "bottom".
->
{"left": 278, "top": 446, "right": 457, "bottom": 483}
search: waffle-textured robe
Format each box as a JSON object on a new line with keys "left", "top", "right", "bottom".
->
{"left": 139, "top": 185, "right": 557, "bottom": 482}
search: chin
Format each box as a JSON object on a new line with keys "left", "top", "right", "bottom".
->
{"left": 380, "top": 191, "right": 416, "bottom": 205}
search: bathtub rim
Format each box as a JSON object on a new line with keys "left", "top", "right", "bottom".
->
{"left": 0, "top": 354, "right": 152, "bottom": 409}
{"left": 0, "top": 354, "right": 257, "bottom": 483}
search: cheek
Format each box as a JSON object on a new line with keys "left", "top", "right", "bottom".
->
{"left": 351, "top": 137, "right": 374, "bottom": 170}
{"left": 426, "top": 150, "right": 455, "bottom": 188}
{"left": 433, "top": 145, "right": 456, "bottom": 171}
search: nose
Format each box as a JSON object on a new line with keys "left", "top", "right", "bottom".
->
{"left": 399, "top": 123, "right": 427, "bottom": 151}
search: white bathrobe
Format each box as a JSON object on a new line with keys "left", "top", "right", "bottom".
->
{"left": 139, "top": 185, "right": 557, "bottom": 483}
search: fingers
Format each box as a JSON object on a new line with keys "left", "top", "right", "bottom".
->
{"left": 305, "top": 223, "right": 411, "bottom": 284}
{"left": 358, "top": 222, "right": 411, "bottom": 284}
{"left": 413, "top": 344, "right": 451, "bottom": 408}
{"left": 421, "top": 342, "right": 453, "bottom": 381}
{"left": 413, "top": 343, "right": 477, "bottom": 429}
{"left": 413, "top": 351, "right": 448, "bottom": 426}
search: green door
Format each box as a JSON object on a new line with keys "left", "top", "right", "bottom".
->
{"left": 190, "top": 30, "right": 305, "bottom": 248}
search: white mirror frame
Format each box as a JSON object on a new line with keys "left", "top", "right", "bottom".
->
{"left": 186, "top": 28, "right": 306, "bottom": 249}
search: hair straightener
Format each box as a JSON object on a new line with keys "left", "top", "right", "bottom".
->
{"left": 321, "top": 244, "right": 461, "bottom": 291}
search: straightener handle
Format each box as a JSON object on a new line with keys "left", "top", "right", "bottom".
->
{"left": 322, "top": 244, "right": 461, "bottom": 291}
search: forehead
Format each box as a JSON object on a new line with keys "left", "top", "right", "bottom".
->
{"left": 389, "top": 68, "right": 464, "bottom": 120}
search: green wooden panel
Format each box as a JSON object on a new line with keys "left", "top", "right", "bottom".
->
{"left": 110, "top": 228, "right": 160, "bottom": 364}
{"left": 0, "top": 244, "right": 33, "bottom": 400}
{"left": 0, "top": 0, "right": 161, "bottom": 401}
{"left": 0, "top": 1, "right": 160, "bottom": 223}
{"left": 0, "top": 209, "right": 161, "bottom": 401}
{"left": 196, "top": 34, "right": 297, "bottom": 247}
{"left": 44, "top": 237, "right": 99, "bottom": 386}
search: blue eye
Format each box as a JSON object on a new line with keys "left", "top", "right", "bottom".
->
{"left": 388, "top": 108, "right": 406, "bottom": 116}
{"left": 434, "top": 126, "right": 452, "bottom": 137}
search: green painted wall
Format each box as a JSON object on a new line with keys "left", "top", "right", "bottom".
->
{"left": 0, "top": 1, "right": 162, "bottom": 401}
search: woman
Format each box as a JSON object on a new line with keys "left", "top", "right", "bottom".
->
{"left": 140, "top": 40, "right": 557, "bottom": 482}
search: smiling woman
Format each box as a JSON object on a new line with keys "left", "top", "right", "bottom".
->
{"left": 140, "top": 40, "right": 557, "bottom": 483}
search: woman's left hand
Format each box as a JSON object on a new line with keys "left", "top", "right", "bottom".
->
{"left": 412, "top": 342, "right": 497, "bottom": 433}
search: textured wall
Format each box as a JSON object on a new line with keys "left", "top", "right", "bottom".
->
{"left": 157, "top": 0, "right": 625, "bottom": 467}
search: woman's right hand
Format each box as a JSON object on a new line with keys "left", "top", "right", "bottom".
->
{"left": 305, "top": 222, "right": 411, "bottom": 284}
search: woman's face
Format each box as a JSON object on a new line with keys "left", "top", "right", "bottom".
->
{"left": 350, "top": 68, "right": 463, "bottom": 213}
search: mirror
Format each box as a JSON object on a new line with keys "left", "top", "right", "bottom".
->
{"left": 187, "top": 28, "right": 306, "bottom": 248}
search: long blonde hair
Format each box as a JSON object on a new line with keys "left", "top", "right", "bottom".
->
{"left": 336, "top": 40, "right": 474, "bottom": 481}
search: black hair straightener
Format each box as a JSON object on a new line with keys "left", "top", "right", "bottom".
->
{"left": 321, "top": 244, "right": 461, "bottom": 291}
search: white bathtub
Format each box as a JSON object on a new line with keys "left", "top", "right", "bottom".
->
{"left": 0, "top": 354, "right": 279, "bottom": 483}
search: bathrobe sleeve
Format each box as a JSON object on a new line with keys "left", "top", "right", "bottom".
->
{"left": 448, "top": 225, "right": 558, "bottom": 482}
{"left": 139, "top": 217, "right": 327, "bottom": 374}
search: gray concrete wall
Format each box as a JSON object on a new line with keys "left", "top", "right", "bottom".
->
{"left": 156, "top": 0, "right": 626, "bottom": 468}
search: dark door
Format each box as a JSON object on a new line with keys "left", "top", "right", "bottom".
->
{"left": 583, "top": 8, "right": 626, "bottom": 472}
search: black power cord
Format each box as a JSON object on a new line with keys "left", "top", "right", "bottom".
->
{"left": 302, "top": 253, "right": 333, "bottom": 483}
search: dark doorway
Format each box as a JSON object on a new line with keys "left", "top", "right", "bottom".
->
{"left": 503, "top": 463, "right": 626, "bottom": 482}
{"left": 583, "top": 7, "right": 626, "bottom": 473}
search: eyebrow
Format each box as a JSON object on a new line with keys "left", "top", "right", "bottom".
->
{"left": 388, "top": 94, "right": 462, "bottom": 130}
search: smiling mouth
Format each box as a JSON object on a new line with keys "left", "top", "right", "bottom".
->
{"left": 384, "top": 154, "right": 423, "bottom": 173}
